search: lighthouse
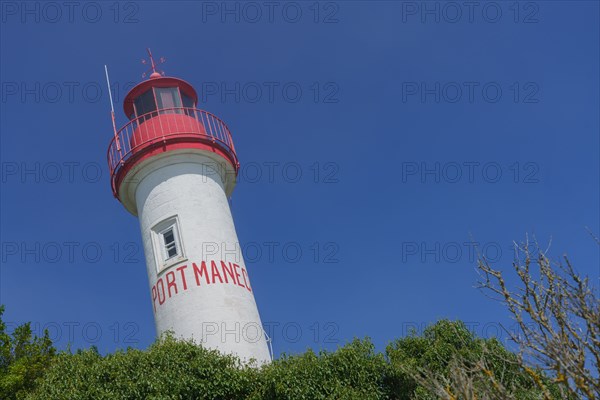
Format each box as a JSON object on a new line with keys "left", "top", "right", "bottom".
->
{"left": 106, "top": 50, "right": 271, "bottom": 364}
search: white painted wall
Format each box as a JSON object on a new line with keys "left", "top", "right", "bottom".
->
{"left": 120, "top": 150, "right": 271, "bottom": 365}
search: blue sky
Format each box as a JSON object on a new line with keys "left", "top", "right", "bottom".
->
{"left": 1, "top": 1, "right": 599, "bottom": 357}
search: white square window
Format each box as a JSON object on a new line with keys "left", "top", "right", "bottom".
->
{"left": 151, "top": 216, "right": 185, "bottom": 272}
{"left": 160, "top": 226, "right": 179, "bottom": 260}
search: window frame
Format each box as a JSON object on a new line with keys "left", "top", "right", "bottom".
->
{"left": 159, "top": 226, "right": 179, "bottom": 260}
{"left": 133, "top": 87, "right": 191, "bottom": 119}
{"left": 151, "top": 215, "right": 186, "bottom": 273}
{"left": 133, "top": 89, "right": 157, "bottom": 120}
{"left": 155, "top": 87, "right": 183, "bottom": 111}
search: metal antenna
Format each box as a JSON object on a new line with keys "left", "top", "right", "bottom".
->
{"left": 104, "top": 65, "right": 120, "bottom": 151}
{"left": 141, "top": 48, "right": 166, "bottom": 78}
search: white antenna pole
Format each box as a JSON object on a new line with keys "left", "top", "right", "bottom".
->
{"left": 104, "top": 65, "right": 120, "bottom": 151}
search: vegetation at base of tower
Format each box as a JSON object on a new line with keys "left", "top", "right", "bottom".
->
{"left": 0, "top": 238, "right": 597, "bottom": 399}
{"left": 6, "top": 326, "right": 560, "bottom": 400}
{"left": 0, "top": 306, "right": 55, "bottom": 400}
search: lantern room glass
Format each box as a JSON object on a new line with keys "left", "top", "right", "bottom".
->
{"left": 132, "top": 86, "right": 197, "bottom": 119}
{"left": 134, "top": 89, "right": 157, "bottom": 120}
{"left": 156, "top": 87, "right": 182, "bottom": 114}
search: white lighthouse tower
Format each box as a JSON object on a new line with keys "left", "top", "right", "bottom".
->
{"left": 106, "top": 50, "right": 271, "bottom": 364}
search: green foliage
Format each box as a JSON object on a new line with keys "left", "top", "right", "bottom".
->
{"left": 25, "top": 336, "right": 387, "bottom": 400}
{"left": 0, "top": 306, "right": 562, "bottom": 400}
{"left": 0, "top": 306, "right": 56, "bottom": 400}
{"left": 253, "top": 338, "right": 387, "bottom": 400}
{"left": 385, "top": 320, "right": 563, "bottom": 399}
{"left": 26, "top": 334, "right": 257, "bottom": 400}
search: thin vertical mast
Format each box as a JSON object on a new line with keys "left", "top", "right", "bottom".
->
{"left": 104, "top": 65, "right": 121, "bottom": 151}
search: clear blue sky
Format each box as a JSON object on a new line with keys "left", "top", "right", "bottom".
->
{"left": 1, "top": 1, "right": 598, "bottom": 357}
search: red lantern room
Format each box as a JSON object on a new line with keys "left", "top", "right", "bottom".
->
{"left": 107, "top": 51, "right": 239, "bottom": 200}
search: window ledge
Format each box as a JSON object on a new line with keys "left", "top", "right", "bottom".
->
{"left": 157, "top": 256, "right": 188, "bottom": 276}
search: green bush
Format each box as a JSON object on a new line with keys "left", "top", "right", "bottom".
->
{"left": 0, "top": 307, "right": 564, "bottom": 400}
{"left": 253, "top": 338, "right": 387, "bottom": 400}
{"left": 0, "top": 306, "right": 56, "bottom": 400}
{"left": 26, "top": 336, "right": 257, "bottom": 400}
{"left": 385, "top": 320, "right": 561, "bottom": 399}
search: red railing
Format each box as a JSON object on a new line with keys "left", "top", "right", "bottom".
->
{"left": 107, "top": 107, "right": 239, "bottom": 196}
